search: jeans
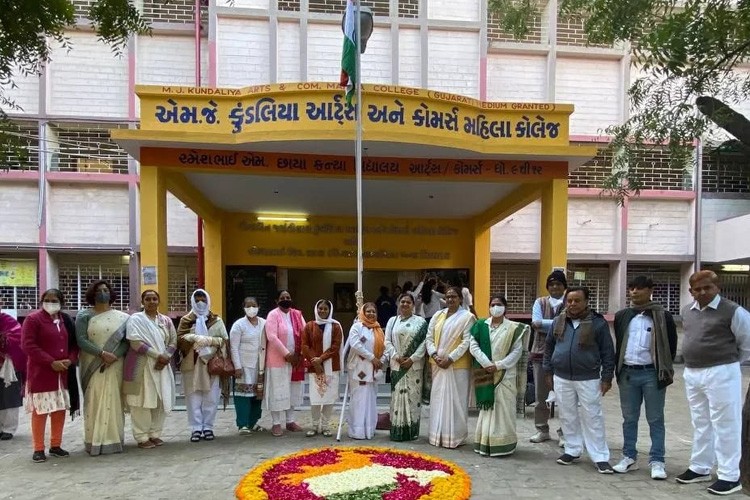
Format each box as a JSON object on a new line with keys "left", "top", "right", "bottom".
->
{"left": 618, "top": 367, "right": 666, "bottom": 463}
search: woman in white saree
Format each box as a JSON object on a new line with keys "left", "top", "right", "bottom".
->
{"left": 425, "top": 286, "right": 476, "bottom": 448}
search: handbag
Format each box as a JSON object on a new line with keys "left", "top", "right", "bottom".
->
{"left": 207, "top": 345, "right": 235, "bottom": 377}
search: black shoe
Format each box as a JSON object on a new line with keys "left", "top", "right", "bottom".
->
{"left": 32, "top": 451, "right": 47, "bottom": 463}
{"left": 0, "top": 432, "right": 13, "bottom": 440}
{"left": 190, "top": 431, "right": 202, "bottom": 442}
{"left": 596, "top": 461, "right": 615, "bottom": 474}
{"left": 48, "top": 447, "right": 69, "bottom": 458}
{"left": 202, "top": 430, "right": 215, "bottom": 441}
{"left": 556, "top": 453, "right": 581, "bottom": 465}
{"left": 707, "top": 479, "right": 742, "bottom": 496}
{"left": 676, "top": 469, "right": 712, "bottom": 484}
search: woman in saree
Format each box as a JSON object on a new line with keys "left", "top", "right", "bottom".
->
{"left": 425, "top": 286, "right": 476, "bottom": 449}
{"left": 346, "top": 302, "right": 386, "bottom": 440}
{"left": 177, "top": 289, "right": 229, "bottom": 442}
{"left": 301, "top": 299, "right": 343, "bottom": 437}
{"left": 469, "top": 294, "right": 529, "bottom": 457}
{"left": 75, "top": 280, "right": 130, "bottom": 456}
{"left": 123, "top": 290, "right": 177, "bottom": 449}
{"left": 385, "top": 293, "right": 427, "bottom": 441}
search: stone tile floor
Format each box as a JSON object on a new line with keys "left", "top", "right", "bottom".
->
{"left": 0, "top": 366, "right": 747, "bottom": 499}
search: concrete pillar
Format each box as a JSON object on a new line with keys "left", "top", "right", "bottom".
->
{"left": 538, "top": 179, "right": 568, "bottom": 296}
{"left": 139, "top": 165, "right": 169, "bottom": 309}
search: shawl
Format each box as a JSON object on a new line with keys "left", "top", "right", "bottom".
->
{"left": 432, "top": 307, "right": 473, "bottom": 358}
{"left": 191, "top": 289, "right": 214, "bottom": 359}
{"left": 553, "top": 307, "right": 595, "bottom": 348}
{"left": 61, "top": 313, "right": 80, "bottom": 419}
{"left": 618, "top": 301, "right": 674, "bottom": 387}
{"left": 123, "top": 312, "right": 177, "bottom": 410}
{"left": 176, "top": 310, "right": 221, "bottom": 354}
{"left": 314, "top": 299, "right": 342, "bottom": 376}
{"left": 76, "top": 308, "right": 128, "bottom": 394}
{"left": 387, "top": 314, "right": 427, "bottom": 390}
{"left": 267, "top": 307, "right": 306, "bottom": 382}
{"left": 358, "top": 308, "right": 385, "bottom": 359}
{"left": 471, "top": 319, "right": 526, "bottom": 410}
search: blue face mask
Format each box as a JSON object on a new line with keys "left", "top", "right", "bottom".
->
{"left": 95, "top": 290, "right": 110, "bottom": 304}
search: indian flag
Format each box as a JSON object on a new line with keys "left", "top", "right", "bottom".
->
{"left": 339, "top": 0, "right": 357, "bottom": 104}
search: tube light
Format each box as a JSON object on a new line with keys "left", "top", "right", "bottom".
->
{"left": 257, "top": 215, "right": 308, "bottom": 222}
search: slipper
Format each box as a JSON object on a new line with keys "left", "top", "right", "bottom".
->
{"left": 190, "top": 431, "right": 202, "bottom": 443}
{"left": 203, "top": 430, "right": 215, "bottom": 441}
{"left": 322, "top": 430, "right": 333, "bottom": 437}
{"left": 252, "top": 425, "right": 266, "bottom": 432}
{"left": 271, "top": 424, "right": 283, "bottom": 437}
{"left": 305, "top": 430, "right": 318, "bottom": 437}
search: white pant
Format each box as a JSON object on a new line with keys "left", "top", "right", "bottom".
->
{"left": 184, "top": 375, "right": 220, "bottom": 433}
{"left": 684, "top": 362, "right": 742, "bottom": 482}
{"left": 554, "top": 376, "right": 610, "bottom": 463}
{"left": 0, "top": 407, "right": 19, "bottom": 434}
{"left": 271, "top": 409, "right": 297, "bottom": 426}
{"left": 130, "top": 406, "right": 166, "bottom": 443}
{"left": 311, "top": 405, "right": 333, "bottom": 430}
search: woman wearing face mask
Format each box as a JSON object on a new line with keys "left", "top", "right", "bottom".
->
{"left": 469, "top": 294, "right": 530, "bottom": 457}
{"left": 177, "top": 289, "right": 229, "bottom": 442}
{"left": 123, "top": 290, "right": 177, "bottom": 449}
{"left": 385, "top": 293, "right": 428, "bottom": 441}
{"left": 21, "top": 289, "right": 80, "bottom": 463}
{"left": 75, "top": 280, "right": 129, "bottom": 456}
{"left": 263, "top": 290, "right": 305, "bottom": 437}
{"left": 301, "top": 299, "right": 343, "bottom": 437}
{"left": 229, "top": 297, "right": 266, "bottom": 435}
{"left": 346, "top": 302, "right": 387, "bottom": 440}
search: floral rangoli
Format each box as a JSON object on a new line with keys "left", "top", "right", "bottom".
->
{"left": 235, "top": 446, "right": 472, "bottom": 499}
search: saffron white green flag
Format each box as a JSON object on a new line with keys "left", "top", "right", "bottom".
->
{"left": 339, "top": 0, "right": 357, "bottom": 104}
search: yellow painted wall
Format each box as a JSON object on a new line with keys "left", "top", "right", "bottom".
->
{"left": 221, "top": 213, "right": 474, "bottom": 271}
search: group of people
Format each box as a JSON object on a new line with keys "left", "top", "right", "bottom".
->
{"left": 0, "top": 269, "right": 748, "bottom": 497}
{"left": 532, "top": 269, "right": 750, "bottom": 496}
{"left": 0, "top": 281, "right": 177, "bottom": 462}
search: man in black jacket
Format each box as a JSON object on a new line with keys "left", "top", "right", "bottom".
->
{"left": 543, "top": 286, "right": 616, "bottom": 474}
{"left": 611, "top": 276, "right": 677, "bottom": 480}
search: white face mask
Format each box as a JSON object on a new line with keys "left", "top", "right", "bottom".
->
{"left": 244, "top": 307, "right": 259, "bottom": 318}
{"left": 194, "top": 302, "right": 209, "bottom": 315}
{"left": 489, "top": 305, "right": 505, "bottom": 318}
{"left": 43, "top": 302, "right": 61, "bottom": 315}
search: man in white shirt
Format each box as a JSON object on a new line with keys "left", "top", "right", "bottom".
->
{"left": 529, "top": 270, "right": 567, "bottom": 445}
{"left": 676, "top": 270, "right": 750, "bottom": 496}
{"left": 612, "top": 276, "right": 677, "bottom": 480}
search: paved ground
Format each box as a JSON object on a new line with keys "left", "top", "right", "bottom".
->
{"left": 1, "top": 366, "right": 748, "bottom": 500}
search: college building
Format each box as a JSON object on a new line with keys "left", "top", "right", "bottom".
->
{"left": 1, "top": 0, "right": 749, "bottom": 327}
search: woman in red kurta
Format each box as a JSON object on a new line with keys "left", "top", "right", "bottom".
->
{"left": 21, "top": 289, "right": 79, "bottom": 463}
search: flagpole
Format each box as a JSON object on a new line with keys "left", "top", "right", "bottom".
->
{"left": 354, "top": 0, "right": 364, "bottom": 309}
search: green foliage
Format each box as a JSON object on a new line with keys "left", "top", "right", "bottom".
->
{"left": 0, "top": 1, "right": 153, "bottom": 167}
{"left": 488, "top": 0, "right": 750, "bottom": 201}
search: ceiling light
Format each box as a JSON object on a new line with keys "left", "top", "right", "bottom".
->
{"left": 721, "top": 264, "right": 749, "bottom": 272}
{"left": 257, "top": 214, "right": 308, "bottom": 222}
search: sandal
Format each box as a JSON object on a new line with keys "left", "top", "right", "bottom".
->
{"left": 305, "top": 430, "right": 318, "bottom": 437}
{"left": 203, "top": 430, "right": 215, "bottom": 441}
{"left": 322, "top": 430, "right": 333, "bottom": 437}
{"left": 190, "top": 431, "right": 202, "bottom": 443}
{"left": 252, "top": 425, "right": 266, "bottom": 432}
